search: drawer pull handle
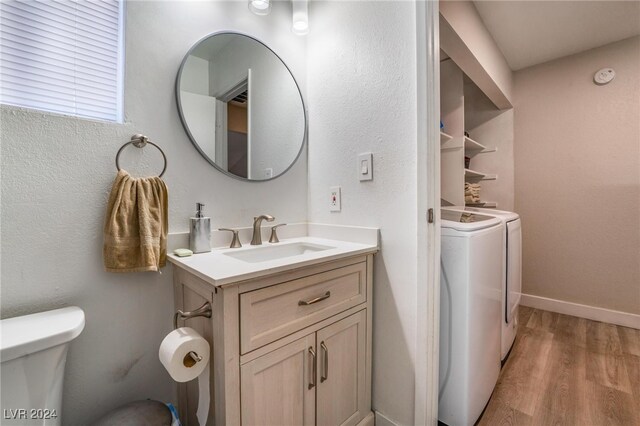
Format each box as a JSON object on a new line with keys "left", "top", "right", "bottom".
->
{"left": 321, "top": 341, "right": 328, "bottom": 382}
{"left": 308, "top": 346, "right": 317, "bottom": 390}
{"left": 298, "top": 291, "right": 331, "bottom": 306}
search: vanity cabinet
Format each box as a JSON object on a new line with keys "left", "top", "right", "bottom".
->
{"left": 172, "top": 253, "right": 375, "bottom": 426}
{"left": 316, "top": 311, "right": 367, "bottom": 426}
{"left": 241, "top": 310, "right": 366, "bottom": 426}
{"left": 241, "top": 333, "right": 316, "bottom": 426}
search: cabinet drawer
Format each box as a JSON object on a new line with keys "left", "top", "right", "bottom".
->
{"left": 240, "top": 262, "right": 367, "bottom": 354}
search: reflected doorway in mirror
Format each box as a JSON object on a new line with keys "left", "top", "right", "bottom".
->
{"left": 176, "top": 32, "right": 307, "bottom": 181}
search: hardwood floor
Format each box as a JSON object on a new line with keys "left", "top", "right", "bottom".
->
{"left": 478, "top": 307, "right": 640, "bottom": 426}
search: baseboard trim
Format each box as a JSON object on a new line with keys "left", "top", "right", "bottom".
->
{"left": 520, "top": 294, "right": 640, "bottom": 329}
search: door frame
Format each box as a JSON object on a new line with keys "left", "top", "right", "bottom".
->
{"left": 414, "top": 0, "right": 441, "bottom": 424}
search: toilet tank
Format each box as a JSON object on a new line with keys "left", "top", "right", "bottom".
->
{"left": 1, "top": 307, "right": 85, "bottom": 426}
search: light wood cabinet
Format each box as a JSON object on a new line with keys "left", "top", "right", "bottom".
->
{"left": 239, "top": 262, "right": 367, "bottom": 354}
{"left": 241, "top": 311, "right": 367, "bottom": 426}
{"left": 172, "top": 254, "right": 375, "bottom": 426}
{"left": 241, "top": 333, "right": 316, "bottom": 426}
{"left": 317, "top": 311, "right": 367, "bottom": 426}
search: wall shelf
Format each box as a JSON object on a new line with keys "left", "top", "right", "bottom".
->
{"left": 464, "top": 168, "right": 484, "bottom": 179}
{"left": 465, "top": 168, "right": 497, "bottom": 181}
{"left": 440, "top": 131, "right": 453, "bottom": 144}
{"left": 465, "top": 201, "right": 497, "bottom": 208}
{"left": 464, "top": 136, "right": 486, "bottom": 153}
{"left": 475, "top": 147, "right": 497, "bottom": 154}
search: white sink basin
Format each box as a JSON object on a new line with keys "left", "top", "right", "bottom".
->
{"left": 224, "top": 242, "right": 334, "bottom": 263}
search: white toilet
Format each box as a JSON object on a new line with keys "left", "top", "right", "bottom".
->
{"left": 1, "top": 306, "right": 85, "bottom": 425}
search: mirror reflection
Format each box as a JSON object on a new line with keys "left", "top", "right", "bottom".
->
{"left": 177, "top": 33, "right": 306, "bottom": 181}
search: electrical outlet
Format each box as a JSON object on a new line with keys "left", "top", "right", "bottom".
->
{"left": 330, "top": 186, "right": 341, "bottom": 212}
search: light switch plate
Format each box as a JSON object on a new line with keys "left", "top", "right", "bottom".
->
{"left": 358, "top": 152, "right": 373, "bottom": 181}
{"left": 330, "top": 186, "right": 341, "bottom": 212}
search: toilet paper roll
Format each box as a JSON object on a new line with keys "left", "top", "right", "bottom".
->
{"left": 159, "top": 327, "right": 210, "bottom": 382}
{"left": 197, "top": 362, "right": 210, "bottom": 425}
{"left": 159, "top": 327, "right": 210, "bottom": 424}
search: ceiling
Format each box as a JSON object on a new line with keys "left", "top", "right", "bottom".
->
{"left": 473, "top": 1, "right": 640, "bottom": 71}
{"left": 191, "top": 36, "right": 235, "bottom": 61}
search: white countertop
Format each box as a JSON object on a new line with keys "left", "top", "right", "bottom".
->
{"left": 167, "top": 236, "right": 378, "bottom": 287}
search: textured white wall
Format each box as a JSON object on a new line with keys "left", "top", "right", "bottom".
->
{"left": 307, "top": 2, "right": 420, "bottom": 424}
{"left": 514, "top": 36, "right": 640, "bottom": 315}
{"left": 0, "top": 1, "right": 307, "bottom": 424}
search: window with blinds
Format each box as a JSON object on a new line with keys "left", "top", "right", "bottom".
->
{"left": 0, "top": 0, "right": 124, "bottom": 122}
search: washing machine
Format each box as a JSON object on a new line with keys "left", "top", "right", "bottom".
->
{"left": 444, "top": 206, "right": 522, "bottom": 360}
{"left": 439, "top": 210, "right": 502, "bottom": 426}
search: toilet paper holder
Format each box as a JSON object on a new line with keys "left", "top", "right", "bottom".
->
{"left": 174, "top": 301, "right": 212, "bottom": 329}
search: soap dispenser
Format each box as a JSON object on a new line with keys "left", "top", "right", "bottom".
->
{"left": 190, "top": 202, "right": 211, "bottom": 253}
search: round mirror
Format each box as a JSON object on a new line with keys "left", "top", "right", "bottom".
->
{"left": 176, "top": 32, "right": 306, "bottom": 181}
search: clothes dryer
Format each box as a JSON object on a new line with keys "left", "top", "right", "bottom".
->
{"left": 444, "top": 206, "right": 522, "bottom": 361}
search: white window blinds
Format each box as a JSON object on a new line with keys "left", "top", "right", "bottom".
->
{"left": 0, "top": 0, "right": 124, "bottom": 122}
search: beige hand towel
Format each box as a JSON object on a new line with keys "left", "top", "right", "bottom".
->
{"left": 103, "top": 170, "right": 168, "bottom": 272}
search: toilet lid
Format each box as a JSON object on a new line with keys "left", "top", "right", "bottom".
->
{"left": 1, "top": 306, "right": 85, "bottom": 362}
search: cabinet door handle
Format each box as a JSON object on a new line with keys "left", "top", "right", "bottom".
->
{"left": 298, "top": 291, "right": 331, "bottom": 306}
{"left": 320, "top": 341, "right": 328, "bottom": 383}
{"left": 308, "top": 346, "right": 317, "bottom": 390}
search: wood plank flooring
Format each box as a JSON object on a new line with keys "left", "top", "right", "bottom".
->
{"left": 478, "top": 307, "right": 640, "bottom": 426}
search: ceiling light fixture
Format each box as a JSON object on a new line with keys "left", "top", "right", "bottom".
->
{"left": 249, "top": 0, "right": 271, "bottom": 16}
{"left": 291, "top": 0, "right": 309, "bottom": 35}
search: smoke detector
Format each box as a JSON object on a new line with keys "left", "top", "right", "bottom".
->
{"left": 594, "top": 68, "right": 615, "bottom": 85}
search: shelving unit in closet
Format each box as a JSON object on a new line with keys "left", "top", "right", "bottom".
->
{"left": 463, "top": 136, "right": 497, "bottom": 179}
{"left": 464, "top": 139, "right": 497, "bottom": 206}
{"left": 440, "top": 53, "right": 502, "bottom": 209}
{"left": 463, "top": 135, "right": 497, "bottom": 206}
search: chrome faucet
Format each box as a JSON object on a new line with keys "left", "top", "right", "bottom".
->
{"left": 251, "top": 214, "right": 275, "bottom": 245}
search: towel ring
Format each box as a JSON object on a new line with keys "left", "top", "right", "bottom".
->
{"left": 115, "top": 134, "right": 167, "bottom": 177}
